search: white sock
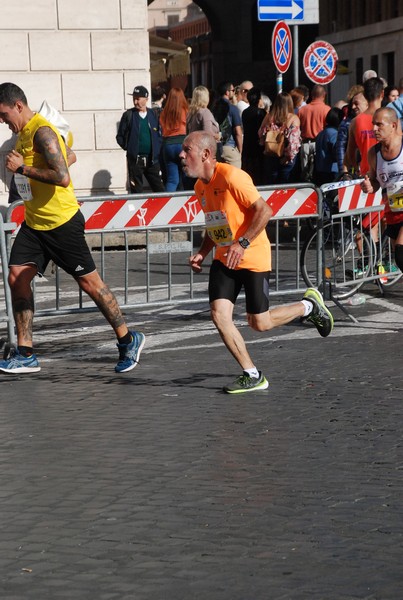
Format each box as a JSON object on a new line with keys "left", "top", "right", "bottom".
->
{"left": 244, "top": 367, "right": 259, "bottom": 378}
{"left": 301, "top": 299, "right": 313, "bottom": 316}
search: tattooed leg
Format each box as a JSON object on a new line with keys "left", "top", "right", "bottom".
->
{"left": 13, "top": 295, "right": 35, "bottom": 347}
{"left": 76, "top": 271, "right": 128, "bottom": 338}
{"left": 8, "top": 265, "right": 37, "bottom": 347}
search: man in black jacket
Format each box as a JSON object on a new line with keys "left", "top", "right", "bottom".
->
{"left": 116, "top": 85, "right": 165, "bottom": 193}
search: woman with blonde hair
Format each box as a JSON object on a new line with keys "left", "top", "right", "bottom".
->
{"left": 259, "top": 91, "right": 301, "bottom": 184}
{"left": 186, "top": 85, "right": 220, "bottom": 138}
{"left": 160, "top": 87, "right": 188, "bottom": 191}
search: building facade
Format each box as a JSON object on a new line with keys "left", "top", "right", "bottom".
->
{"left": 0, "top": 0, "right": 150, "bottom": 206}
{"left": 148, "top": 0, "right": 194, "bottom": 29}
{"left": 319, "top": 0, "right": 403, "bottom": 100}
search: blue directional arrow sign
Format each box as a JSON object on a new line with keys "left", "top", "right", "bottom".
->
{"left": 258, "top": 0, "right": 304, "bottom": 21}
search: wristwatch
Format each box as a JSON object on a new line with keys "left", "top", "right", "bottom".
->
{"left": 238, "top": 237, "right": 250, "bottom": 249}
{"left": 15, "top": 165, "right": 24, "bottom": 175}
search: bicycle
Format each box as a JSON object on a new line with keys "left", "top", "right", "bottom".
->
{"left": 300, "top": 179, "right": 402, "bottom": 299}
{"left": 300, "top": 211, "right": 374, "bottom": 300}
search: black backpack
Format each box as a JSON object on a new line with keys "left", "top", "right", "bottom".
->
{"left": 212, "top": 98, "right": 233, "bottom": 144}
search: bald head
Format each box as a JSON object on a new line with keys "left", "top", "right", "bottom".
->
{"left": 185, "top": 131, "right": 217, "bottom": 156}
{"left": 374, "top": 107, "right": 398, "bottom": 125}
{"left": 180, "top": 131, "right": 217, "bottom": 182}
{"left": 372, "top": 106, "right": 401, "bottom": 143}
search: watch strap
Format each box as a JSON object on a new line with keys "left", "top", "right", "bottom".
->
{"left": 238, "top": 237, "right": 250, "bottom": 249}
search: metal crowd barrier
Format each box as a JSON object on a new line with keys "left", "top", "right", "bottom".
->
{"left": 0, "top": 212, "right": 16, "bottom": 344}
{"left": 1, "top": 184, "right": 323, "bottom": 338}
{"left": 320, "top": 184, "right": 402, "bottom": 298}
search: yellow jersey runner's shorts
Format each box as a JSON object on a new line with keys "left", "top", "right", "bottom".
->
{"left": 9, "top": 211, "right": 96, "bottom": 278}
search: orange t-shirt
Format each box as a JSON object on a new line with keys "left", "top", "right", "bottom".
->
{"left": 298, "top": 99, "right": 329, "bottom": 139}
{"left": 161, "top": 108, "right": 187, "bottom": 137}
{"left": 195, "top": 163, "right": 271, "bottom": 272}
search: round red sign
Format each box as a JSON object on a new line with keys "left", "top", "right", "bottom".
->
{"left": 303, "top": 40, "right": 338, "bottom": 84}
{"left": 272, "top": 21, "right": 292, "bottom": 74}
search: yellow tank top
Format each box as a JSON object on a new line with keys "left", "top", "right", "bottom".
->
{"left": 15, "top": 113, "right": 79, "bottom": 230}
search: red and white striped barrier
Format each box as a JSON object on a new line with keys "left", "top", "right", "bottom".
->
{"left": 8, "top": 187, "right": 319, "bottom": 231}
{"left": 80, "top": 195, "right": 204, "bottom": 230}
{"left": 262, "top": 187, "right": 318, "bottom": 217}
{"left": 337, "top": 184, "right": 383, "bottom": 213}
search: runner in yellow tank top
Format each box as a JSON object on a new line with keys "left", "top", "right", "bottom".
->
{"left": 15, "top": 112, "right": 79, "bottom": 230}
{"left": 0, "top": 82, "right": 145, "bottom": 374}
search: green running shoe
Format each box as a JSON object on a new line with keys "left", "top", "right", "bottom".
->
{"left": 303, "top": 288, "right": 334, "bottom": 338}
{"left": 224, "top": 371, "right": 269, "bottom": 394}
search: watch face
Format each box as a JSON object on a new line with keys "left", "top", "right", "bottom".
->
{"left": 239, "top": 237, "right": 250, "bottom": 249}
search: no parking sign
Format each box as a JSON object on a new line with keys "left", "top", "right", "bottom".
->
{"left": 272, "top": 21, "right": 292, "bottom": 74}
{"left": 303, "top": 40, "right": 338, "bottom": 84}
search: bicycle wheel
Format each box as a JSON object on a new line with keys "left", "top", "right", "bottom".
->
{"left": 300, "top": 221, "right": 373, "bottom": 300}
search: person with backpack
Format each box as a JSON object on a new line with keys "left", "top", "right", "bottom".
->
{"left": 241, "top": 87, "right": 266, "bottom": 185}
{"left": 211, "top": 81, "right": 243, "bottom": 168}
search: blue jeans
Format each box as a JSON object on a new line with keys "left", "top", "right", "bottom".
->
{"left": 264, "top": 155, "right": 296, "bottom": 184}
{"left": 162, "top": 141, "right": 184, "bottom": 192}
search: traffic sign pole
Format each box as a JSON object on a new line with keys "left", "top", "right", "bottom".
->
{"left": 276, "top": 72, "right": 283, "bottom": 93}
{"left": 293, "top": 25, "right": 299, "bottom": 87}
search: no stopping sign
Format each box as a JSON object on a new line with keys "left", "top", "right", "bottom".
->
{"left": 303, "top": 40, "right": 338, "bottom": 84}
{"left": 272, "top": 21, "right": 292, "bottom": 74}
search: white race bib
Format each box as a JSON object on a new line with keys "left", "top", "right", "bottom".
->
{"left": 14, "top": 173, "right": 33, "bottom": 202}
{"left": 205, "top": 210, "right": 234, "bottom": 247}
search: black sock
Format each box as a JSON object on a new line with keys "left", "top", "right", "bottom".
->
{"left": 118, "top": 332, "right": 132, "bottom": 346}
{"left": 18, "top": 346, "right": 33, "bottom": 357}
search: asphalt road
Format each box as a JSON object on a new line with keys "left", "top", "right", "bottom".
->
{"left": 0, "top": 272, "right": 402, "bottom": 599}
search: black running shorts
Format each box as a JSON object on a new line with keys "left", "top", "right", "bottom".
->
{"left": 208, "top": 259, "right": 270, "bottom": 315}
{"left": 385, "top": 221, "right": 403, "bottom": 240}
{"left": 9, "top": 210, "right": 96, "bottom": 277}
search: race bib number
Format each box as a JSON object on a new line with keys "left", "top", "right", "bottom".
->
{"left": 387, "top": 183, "right": 403, "bottom": 212}
{"left": 205, "top": 210, "right": 233, "bottom": 246}
{"left": 14, "top": 173, "right": 33, "bottom": 201}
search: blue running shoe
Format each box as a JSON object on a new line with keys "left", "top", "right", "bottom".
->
{"left": 0, "top": 349, "right": 41, "bottom": 374}
{"left": 115, "top": 331, "right": 145, "bottom": 373}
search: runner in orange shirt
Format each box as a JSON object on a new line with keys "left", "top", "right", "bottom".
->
{"left": 179, "top": 131, "right": 334, "bottom": 394}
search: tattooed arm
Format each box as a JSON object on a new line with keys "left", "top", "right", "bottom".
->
{"left": 6, "top": 126, "right": 71, "bottom": 187}
{"left": 65, "top": 143, "right": 77, "bottom": 167}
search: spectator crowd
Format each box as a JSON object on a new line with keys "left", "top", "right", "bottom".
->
{"left": 116, "top": 70, "right": 403, "bottom": 196}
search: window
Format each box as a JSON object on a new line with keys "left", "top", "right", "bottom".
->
{"left": 167, "top": 14, "right": 180, "bottom": 26}
{"left": 383, "top": 52, "right": 395, "bottom": 86}
{"left": 356, "top": 57, "right": 363, "bottom": 84}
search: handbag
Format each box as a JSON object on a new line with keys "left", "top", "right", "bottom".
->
{"left": 264, "top": 127, "right": 285, "bottom": 157}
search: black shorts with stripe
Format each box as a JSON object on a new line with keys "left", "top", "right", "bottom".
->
{"left": 9, "top": 210, "right": 96, "bottom": 277}
{"left": 208, "top": 259, "right": 270, "bottom": 315}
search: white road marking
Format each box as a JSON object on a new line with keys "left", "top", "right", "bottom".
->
{"left": 33, "top": 296, "right": 402, "bottom": 363}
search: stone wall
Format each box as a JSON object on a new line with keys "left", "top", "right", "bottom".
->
{"left": 0, "top": 0, "right": 150, "bottom": 206}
